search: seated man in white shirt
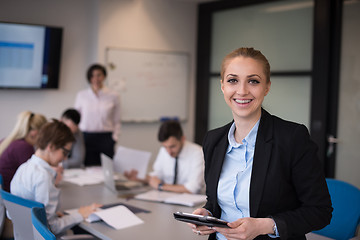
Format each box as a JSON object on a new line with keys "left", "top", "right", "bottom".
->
{"left": 126, "top": 120, "right": 204, "bottom": 194}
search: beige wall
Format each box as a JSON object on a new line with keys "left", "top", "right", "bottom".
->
{"left": 0, "top": 0, "right": 198, "bottom": 167}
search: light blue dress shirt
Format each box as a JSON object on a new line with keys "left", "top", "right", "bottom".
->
{"left": 10, "top": 155, "right": 83, "bottom": 235}
{"left": 216, "top": 121, "right": 259, "bottom": 240}
{"left": 216, "top": 121, "right": 279, "bottom": 239}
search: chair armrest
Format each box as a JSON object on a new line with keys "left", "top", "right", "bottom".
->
{"left": 59, "top": 234, "right": 98, "bottom": 240}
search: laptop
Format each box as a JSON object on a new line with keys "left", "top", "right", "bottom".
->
{"left": 100, "top": 153, "right": 146, "bottom": 195}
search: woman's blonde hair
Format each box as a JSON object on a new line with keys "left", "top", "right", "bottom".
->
{"left": 0, "top": 111, "right": 47, "bottom": 156}
{"left": 221, "top": 47, "right": 271, "bottom": 83}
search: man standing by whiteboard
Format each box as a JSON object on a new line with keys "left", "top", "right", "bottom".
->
{"left": 126, "top": 120, "right": 204, "bottom": 194}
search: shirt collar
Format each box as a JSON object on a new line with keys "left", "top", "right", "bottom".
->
{"left": 31, "top": 154, "right": 57, "bottom": 177}
{"left": 174, "top": 140, "right": 187, "bottom": 160}
{"left": 227, "top": 119, "right": 260, "bottom": 152}
{"left": 88, "top": 86, "right": 109, "bottom": 96}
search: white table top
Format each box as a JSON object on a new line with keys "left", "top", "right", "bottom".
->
{"left": 59, "top": 181, "right": 207, "bottom": 240}
{"left": 59, "top": 182, "right": 342, "bottom": 240}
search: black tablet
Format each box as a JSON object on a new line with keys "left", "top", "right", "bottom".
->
{"left": 173, "top": 212, "right": 230, "bottom": 228}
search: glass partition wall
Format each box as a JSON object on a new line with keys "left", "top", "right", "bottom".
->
{"left": 208, "top": 1, "right": 313, "bottom": 130}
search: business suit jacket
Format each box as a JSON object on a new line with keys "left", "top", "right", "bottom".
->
{"left": 203, "top": 109, "right": 332, "bottom": 240}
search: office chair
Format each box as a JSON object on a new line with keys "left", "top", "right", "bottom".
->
{"left": 1, "top": 188, "right": 98, "bottom": 240}
{"left": 312, "top": 178, "right": 360, "bottom": 240}
{"left": 0, "top": 188, "right": 45, "bottom": 240}
{"left": 32, "top": 207, "right": 56, "bottom": 240}
{"left": 0, "top": 175, "right": 5, "bottom": 235}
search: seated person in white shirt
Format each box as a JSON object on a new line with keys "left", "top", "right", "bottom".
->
{"left": 61, "top": 108, "right": 85, "bottom": 169}
{"left": 125, "top": 120, "right": 204, "bottom": 194}
{"left": 10, "top": 120, "right": 102, "bottom": 236}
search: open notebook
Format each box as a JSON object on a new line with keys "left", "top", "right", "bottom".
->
{"left": 134, "top": 190, "right": 207, "bottom": 207}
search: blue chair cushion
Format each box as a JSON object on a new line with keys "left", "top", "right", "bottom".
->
{"left": 313, "top": 179, "right": 360, "bottom": 240}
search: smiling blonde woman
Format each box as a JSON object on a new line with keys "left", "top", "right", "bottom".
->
{"left": 188, "top": 47, "right": 332, "bottom": 240}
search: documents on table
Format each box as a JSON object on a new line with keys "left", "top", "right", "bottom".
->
{"left": 88, "top": 205, "right": 143, "bottom": 230}
{"left": 113, "top": 146, "right": 151, "bottom": 179}
{"left": 66, "top": 205, "right": 144, "bottom": 230}
{"left": 63, "top": 167, "right": 104, "bottom": 186}
{"left": 134, "top": 190, "right": 207, "bottom": 207}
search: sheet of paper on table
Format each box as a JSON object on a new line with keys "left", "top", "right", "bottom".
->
{"left": 134, "top": 190, "right": 207, "bottom": 207}
{"left": 66, "top": 205, "right": 144, "bottom": 230}
{"left": 63, "top": 167, "right": 104, "bottom": 186}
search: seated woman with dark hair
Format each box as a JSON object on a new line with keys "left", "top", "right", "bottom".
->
{"left": 10, "top": 120, "right": 101, "bottom": 236}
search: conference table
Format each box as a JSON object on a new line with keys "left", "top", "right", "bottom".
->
{"left": 59, "top": 181, "right": 207, "bottom": 240}
{"left": 59, "top": 181, "right": 333, "bottom": 240}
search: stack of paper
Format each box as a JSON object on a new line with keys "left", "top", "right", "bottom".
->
{"left": 134, "top": 190, "right": 207, "bottom": 207}
{"left": 87, "top": 205, "right": 143, "bottom": 229}
{"left": 63, "top": 167, "right": 104, "bottom": 186}
{"left": 165, "top": 193, "right": 207, "bottom": 207}
{"left": 66, "top": 205, "right": 144, "bottom": 230}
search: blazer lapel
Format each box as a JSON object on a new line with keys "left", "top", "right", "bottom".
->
{"left": 250, "top": 109, "right": 273, "bottom": 217}
{"left": 212, "top": 133, "right": 228, "bottom": 187}
{"left": 208, "top": 124, "right": 230, "bottom": 217}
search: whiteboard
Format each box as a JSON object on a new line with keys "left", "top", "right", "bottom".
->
{"left": 106, "top": 48, "right": 189, "bottom": 122}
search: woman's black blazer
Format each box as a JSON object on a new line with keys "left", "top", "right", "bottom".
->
{"left": 202, "top": 109, "right": 332, "bottom": 240}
